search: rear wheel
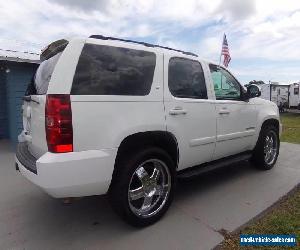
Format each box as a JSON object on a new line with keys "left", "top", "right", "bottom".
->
{"left": 109, "top": 147, "right": 176, "bottom": 227}
{"left": 251, "top": 124, "right": 280, "bottom": 170}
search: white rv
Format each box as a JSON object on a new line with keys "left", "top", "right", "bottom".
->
{"left": 257, "top": 82, "right": 299, "bottom": 108}
{"left": 289, "top": 82, "right": 300, "bottom": 108}
{"left": 270, "top": 83, "right": 289, "bottom": 107}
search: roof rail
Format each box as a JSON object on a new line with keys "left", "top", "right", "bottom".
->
{"left": 89, "top": 35, "right": 198, "bottom": 57}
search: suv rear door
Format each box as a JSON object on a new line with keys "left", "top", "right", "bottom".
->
{"left": 164, "top": 56, "right": 216, "bottom": 170}
{"left": 21, "top": 40, "right": 70, "bottom": 158}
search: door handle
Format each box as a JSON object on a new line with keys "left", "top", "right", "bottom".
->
{"left": 219, "top": 109, "right": 230, "bottom": 115}
{"left": 169, "top": 107, "right": 187, "bottom": 115}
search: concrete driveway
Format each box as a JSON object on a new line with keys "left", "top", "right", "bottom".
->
{"left": 0, "top": 140, "right": 299, "bottom": 250}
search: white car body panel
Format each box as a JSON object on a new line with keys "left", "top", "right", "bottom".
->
{"left": 253, "top": 98, "right": 281, "bottom": 138}
{"left": 71, "top": 99, "right": 166, "bottom": 151}
{"left": 213, "top": 100, "right": 257, "bottom": 160}
{"left": 48, "top": 38, "right": 85, "bottom": 95}
{"left": 21, "top": 95, "right": 48, "bottom": 158}
{"left": 16, "top": 148, "right": 116, "bottom": 198}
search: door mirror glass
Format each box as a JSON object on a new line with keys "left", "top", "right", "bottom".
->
{"left": 247, "top": 84, "right": 261, "bottom": 98}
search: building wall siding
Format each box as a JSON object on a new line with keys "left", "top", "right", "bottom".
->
{"left": 5, "top": 62, "right": 37, "bottom": 145}
{"left": 0, "top": 69, "right": 8, "bottom": 139}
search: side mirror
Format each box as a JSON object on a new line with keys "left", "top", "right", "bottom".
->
{"left": 247, "top": 84, "right": 261, "bottom": 98}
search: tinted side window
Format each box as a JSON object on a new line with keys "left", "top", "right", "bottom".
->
{"left": 168, "top": 58, "right": 207, "bottom": 99}
{"left": 209, "top": 65, "right": 241, "bottom": 100}
{"left": 71, "top": 44, "right": 156, "bottom": 95}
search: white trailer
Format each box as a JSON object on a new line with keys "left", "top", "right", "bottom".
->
{"left": 289, "top": 82, "right": 300, "bottom": 108}
{"left": 256, "top": 82, "right": 300, "bottom": 109}
{"left": 270, "top": 84, "right": 289, "bottom": 106}
{"left": 258, "top": 83, "right": 289, "bottom": 106}
{"left": 260, "top": 84, "right": 271, "bottom": 101}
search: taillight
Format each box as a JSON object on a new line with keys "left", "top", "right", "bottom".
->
{"left": 45, "top": 94, "right": 73, "bottom": 153}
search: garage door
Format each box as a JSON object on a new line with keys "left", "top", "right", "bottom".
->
{"left": 0, "top": 73, "right": 8, "bottom": 139}
{"left": 6, "top": 62, "right": 37, "bottom": 145}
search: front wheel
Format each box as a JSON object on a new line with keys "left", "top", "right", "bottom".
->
{"left": 109, "top": 147, "right": 176, "bottom": 227}
{"left": 251, "top": 125, "right": 280, "bottom": 170}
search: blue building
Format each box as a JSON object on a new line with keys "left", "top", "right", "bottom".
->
{"left": 0, "top": 49, "right": 39, "bottom": 147}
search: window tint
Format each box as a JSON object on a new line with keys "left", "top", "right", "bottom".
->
{"left": 294, "top": 87, "right": 299, "bottom": 95}
{"left": 31, "top": 52, "right": 61, "bottom": 95}
{"left": 209, "top": 65, "right": 241, "bottom": 100}
{"left": 71, "top": 44, "right": 156, "bottom": 95}
{"left": 168, "top": 58, "right": 207, "bottom": 99}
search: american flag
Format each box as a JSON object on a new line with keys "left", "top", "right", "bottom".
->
{"left": 221, "top": 34, "right": 231, "bottom": 67}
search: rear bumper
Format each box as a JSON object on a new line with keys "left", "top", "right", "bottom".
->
{"left": 16, "top": 143, "right": 117, "bottom": 198}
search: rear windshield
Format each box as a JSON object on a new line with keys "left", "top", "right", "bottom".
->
{"left": 71, "top": 44, "right": 156, "bottom": 95}
{"left": 26, "top": 52, "right": 61, "bottom": 95}
{"left": 35, "top": 52, "right": 61, "bottom": 94}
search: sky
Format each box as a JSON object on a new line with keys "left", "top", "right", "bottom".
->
{"left": 0, "top": 0, "right": 300, "bottom": 84}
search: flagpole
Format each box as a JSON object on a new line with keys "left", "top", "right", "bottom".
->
{"left": 218, "top": 33, "right": 225, "bottom": 67}
{"left": 219, "top": 33, "right": 225, "bottom": 89}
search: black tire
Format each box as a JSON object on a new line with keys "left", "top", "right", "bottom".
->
{"left": 109, "top": 147, "right": 176, "bottom": 227}
{"left": 251, "top": 124, "right": 280, "bottom": 170}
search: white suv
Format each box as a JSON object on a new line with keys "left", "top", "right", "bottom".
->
{"left": 16, "top": 35, "right": 281, "bottom": 227}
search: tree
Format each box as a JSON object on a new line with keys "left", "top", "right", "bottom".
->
{"left": 248, "top": 80, "right": 266, "bottom": 85}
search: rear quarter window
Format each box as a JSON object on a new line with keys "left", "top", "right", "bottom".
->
{"left": 71, "top": 44, "right": 156, "bottom": 95}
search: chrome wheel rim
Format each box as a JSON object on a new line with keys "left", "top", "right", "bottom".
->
{"left": 264, "top": 130, "right": 278, "bottom": 165}
{"left": 128, "top": 159, "right": 171, "bottom": 218}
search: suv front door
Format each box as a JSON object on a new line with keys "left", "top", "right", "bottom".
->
{"left": 164, "top": 56, "right": 216, "bottom": 170}
{"left": 209, "top": 64, "right": 257, "bottom": 160}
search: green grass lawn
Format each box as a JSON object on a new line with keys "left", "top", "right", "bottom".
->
{"left": 220, "top": 112, "right": 300, "bottom": 249}
{"left": 221, "top": 187, "right": 300, "bottom": 249}
{"left": 280, "top": 113, "right": 300, "bottom": 144}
